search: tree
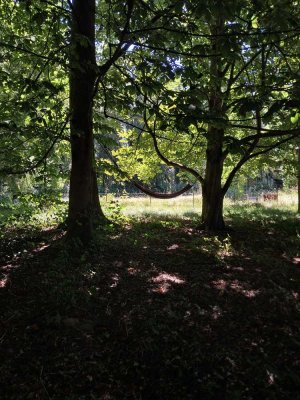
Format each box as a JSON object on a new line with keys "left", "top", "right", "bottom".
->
{"left": 1, "top": 1, "right": 300, "bottom": 234}
{"left": 106, "top": 0, "right": 300, "bottom": 230}
{"left": 67, "top": 0, "right": 105, "bottom": 239}
{"left": 0, "top": 0, "right": 185, "bottom": 239}
{"left": 68, "top": 0, "right": 180, "bottom": 238}
{"left": 0, "top": 0, "right": 108, "bottom": 240}
{"left": 296, "top": 146, "right": 300, "bottom": 213}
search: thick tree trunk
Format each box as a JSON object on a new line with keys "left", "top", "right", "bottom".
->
{"left": 68, "top": 0, "right": 105, "bottom": 240}
{"left": 201, "top": 127, "right": 225, "bottom": 230}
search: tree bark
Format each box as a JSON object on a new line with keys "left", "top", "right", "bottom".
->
{"left": 297, "top": 147, "right": 300, "bottom": 214}
{"left": 201, "top": 127, "right": 225, "bottom": 230}
{"left": 68, "top": 0, "right": 105, "bottom": 241}
{"left": 201, "top": 15, "right": 226, "bottom": 231}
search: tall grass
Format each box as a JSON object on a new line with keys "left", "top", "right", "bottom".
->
{"left": 100, "top": 189, "right": 298, "bottom": 218}
{"left": 113, "top": 194, "right": 202, "bottom": 217}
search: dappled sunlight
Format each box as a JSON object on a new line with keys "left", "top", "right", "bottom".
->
{"left": 231, "top": 266, "right": 244, "bottom": 272}
{"left": 0, "top": 262, "right": 19, "bottom": 288}
{"left": 150, "top": 272, "right": 185, "bottom": 294}
{"left": 152, "top": 272, "right": 185, "bottom": 285}
{"left": 182, "top": 227, "right": 196, "bottom": 236}
{"left": 194, "top": 234, "right": 237, "bottom": 260}
{"left": 167, "top": 243, "right": 179, "bottom": 251}
{"left": 109, "top": 273, "right": 120, "bottom": 288}
{"left": 230, "top": 280, "right": 260, "bottom": 298}
{"left": 211, "top": 278, "right": 260, "bottom": 298}
{"left": 212, "top": 278, "right": 227, "bottom": 291}
{"left": 1, "top": 262, "right": 18, "bottom": 272}
{"left": 292, "top": 257, "right": 300, "bottom": 265}
{"left": 211, "top": 305, "right": 223, "bottom": 320}
{"left": 267, "top": 370, "right": 276, "bottom": 386}
{"left": 83, "top": 270, "right": 97, "bottom": 280}
{"left": 0, "top": 274, "right": 9, "bottom": 288}
{"left": 127, "top": 267, "right": 140, "bottom": 275}
{"left": 1, "top": 206, "right": 299, "bottom": 399}
{"left": 0, "top": 262, "right": 22, "bottom": 292}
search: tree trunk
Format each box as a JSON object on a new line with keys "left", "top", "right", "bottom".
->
{"left": 68, "top": 0, "right": 105, "bottom": 240}
{"left": 297, "top": 147, "right": 300, "bottom": 214}
{"left": 201, "top": 16, "right": 226, "bottom": 231}
{"left": 202, "top": 127, "right": 225, "bottom": 230}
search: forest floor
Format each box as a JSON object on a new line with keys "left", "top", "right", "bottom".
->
{"left": 0, "top": 204, "right": 300, "bottom": 399}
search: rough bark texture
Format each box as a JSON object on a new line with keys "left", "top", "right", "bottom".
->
{"left": 202, "top": 128, "right": 225, "bottom": 230}
{"left": 201, "top": 16, "right": 226, "bottom": 231}
{"left": 68, "top": 0, "right": 105, "bottom": 241}
{"left": 297, "top": 147, "right": 300, "bottom": 214}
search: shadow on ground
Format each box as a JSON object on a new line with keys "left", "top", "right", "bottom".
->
{"left": 1, "top": 208, "right": 300, "bottom": 399}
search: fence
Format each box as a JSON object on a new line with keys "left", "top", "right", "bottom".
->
{"left": 99, "top": 190, "right": 297, "bottom": 209}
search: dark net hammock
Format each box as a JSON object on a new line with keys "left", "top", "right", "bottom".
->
{"left": 133, "top": 180, "right": 193, "bottom": 199}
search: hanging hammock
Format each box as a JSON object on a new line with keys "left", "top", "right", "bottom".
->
{"left": 133, "top": 180, "right": 193, "bottom": 199}
{"left": 99, "top": 144, "right": 195, "bottom": 199}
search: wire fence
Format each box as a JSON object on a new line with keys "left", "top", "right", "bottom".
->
{"left": 99, "top": 190, "right": 298, "bottom": 208}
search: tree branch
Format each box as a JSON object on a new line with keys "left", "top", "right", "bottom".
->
{"left": 229, "top": 124, "right": 300, "bottom": 140}
{"left": 222, "top": 133, "right": 299, "bottom": 195}
{"left": 143, "top": 114, "right": 204, "bottom": 183}
{"left": 0, "top": 116, "right": 69, "bottom": 176}
{"left": 130, "top": 41, "right": 220, "bottom": 58}
{"left": 0, "top": 41, "right": 64, "bottom": 63}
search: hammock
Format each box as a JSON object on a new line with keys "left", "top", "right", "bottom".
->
{"left": 133, "top": 180, "right": 193, "bottom": 199}
{"left": 100, "top": 143, "right": 195, "bottom": 199}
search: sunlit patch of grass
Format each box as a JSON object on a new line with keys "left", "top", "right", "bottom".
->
{"left": 102, "top": 194, "right": 203, "bottom": 218}
{"left": 105, "top": 190, "right": 298, "bottom": 221}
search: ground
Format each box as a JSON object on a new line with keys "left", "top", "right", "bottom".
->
{"left": 0, "top": 203, "right": 300, "bottom": 399}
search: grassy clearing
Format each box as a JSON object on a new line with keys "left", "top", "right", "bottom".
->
{"left": 0, "top": 189, "right": 297, "bottom": 228}
{"left": 0, "top": 196, "right": 300, "bottom": 399}
{"left": 109, "top": 193, "right": 203, "bottom": 217}
{"left": 100, "top": 189, "right": 298, "bottom": 219}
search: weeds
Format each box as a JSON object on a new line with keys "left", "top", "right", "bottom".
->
{"left": 0, "top": 193, "right": 299, "bottom": 399}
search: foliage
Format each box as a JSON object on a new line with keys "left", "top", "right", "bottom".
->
{"left": 0, "top": 192, "right": 67, "bottom": 228}
{"left": 100, "top": 0, "right": 300, "bottom": 215}
{"left": 0, "top": 0, "right": 300, "bottom": 228}
{"left": 0, "top": 3, "right": 300, "bottom": 396}
{"left": 0, "top": 0, "right": 69, "bottom": 177}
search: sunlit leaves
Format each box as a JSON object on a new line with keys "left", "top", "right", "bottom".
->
{"left": 0, "top": 0, "right": 69, "bottom": 184}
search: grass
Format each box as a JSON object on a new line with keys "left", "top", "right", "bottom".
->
{"left": 104, "top": 189, "right": 299, "bottom": 218}
{"left": 0, "top": 195, "right": 300, "bottom": 399}
{"left": 111, "top": 194, "right": 202, "bottom": 217}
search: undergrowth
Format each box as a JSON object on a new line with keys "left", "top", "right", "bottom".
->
{"left": 0, "top": 200, "right": 299, "bottom": 399}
